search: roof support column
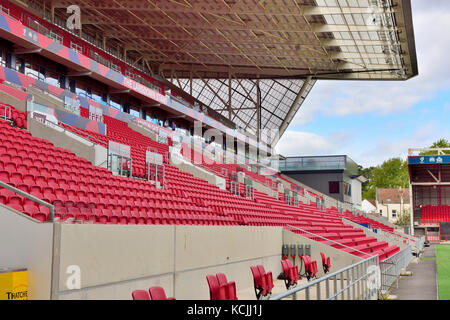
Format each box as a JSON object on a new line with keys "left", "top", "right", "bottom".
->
{"left": 272, "top": 76, "right": 312, "bottom": 147}
{"left": 256, "top": 78, "right": 261, "bottom": 142}
{"left": 228, "top": 71, "right": 232, "bottom": 120}
{"left": 189, "top": 69, "right": 193, "bottom": 96}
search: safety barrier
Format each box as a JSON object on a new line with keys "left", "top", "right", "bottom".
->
{"left": 271, "top": 255, "right": 380, "bottom": 300}
{"left": 380, "top": 246, "right": 413, "bottom": 292}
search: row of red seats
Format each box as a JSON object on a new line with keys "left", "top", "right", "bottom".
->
{"left": 420, "top": 205, "right": 450, "bottom": 223}
{"left": 0, "top": 104, "right": 27, "bottom": 129}
{"left": 132, "top": 286, "right": 175, "bottom": 300}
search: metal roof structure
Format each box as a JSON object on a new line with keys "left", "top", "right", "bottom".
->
{"left": 18, "top": 0, "right": 418, "bottom": 146}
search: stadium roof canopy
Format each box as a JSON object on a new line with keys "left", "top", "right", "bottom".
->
{"left": 20, "top": 0, "right": 418, "bottom": 145}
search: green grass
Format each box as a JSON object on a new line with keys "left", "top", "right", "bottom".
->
{"left": 436, "top": 245, "right": 450, "bottom": 300}
{"left": 420, "top": 257, "right": 436, "bottom": 261}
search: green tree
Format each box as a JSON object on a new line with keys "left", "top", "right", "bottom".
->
{"left": 420, "top": 139, "right": 450, "bottom": 155}
{"left": 394, "top": 209, "right": 411, "bottom": 227}
{"left": 361, "top": 157, "right": 409, "bottom": 200}
{"left": 359, "top": 165, "right": 375, "bottom": 200}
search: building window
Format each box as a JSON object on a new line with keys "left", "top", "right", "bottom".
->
{"left": 329, "top": 181, "right": 339, "bottom": 194}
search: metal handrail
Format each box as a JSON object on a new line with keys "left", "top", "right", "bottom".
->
{"left": 0, "top": 180, "right": 54, "bottom": 221}
{"left": 271, "top": 255, "right": 379, "bottom": 300}
{"left": 286, "top": 224, "right": 378, "bottom": 258}
{"left": 0, "top": 103, "right": 11, "bottom": 121}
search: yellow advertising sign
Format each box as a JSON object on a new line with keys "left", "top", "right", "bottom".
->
{"left": 0, "top": 270, "right": 28, "bottom": 300}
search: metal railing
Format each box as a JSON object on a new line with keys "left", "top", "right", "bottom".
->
{"left": 286, "top": 225, "right": 377, "bottom": 259}
{"left": 380, "top": 246, "right": 413, "bottom": 292}
{"left": 0, "top": 180, "right": 54, "bottom": 222}
{"left": 0, "top": 103, "right": 12, "bottom": 121}
{"left": 271, "top": 255, "right": 380, "bottom": 300}
{"left": 415, "top": 236, "right": 425, "bottom": 253}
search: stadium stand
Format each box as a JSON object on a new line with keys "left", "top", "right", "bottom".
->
{"left": 0, "top": 0, "right": 421, "bottom": 301}
{"left": 0, "top": 101, "right": 402, "bottom": 260}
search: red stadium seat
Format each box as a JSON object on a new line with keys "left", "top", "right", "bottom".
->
{"left": 131, "top": 290, "right": 150, "bottom": 300}
{"left": 148, "top": 286, "right": 175, "bottom": 300}
{"left": 206, "top": 274, "right": 227, "bottom": 300}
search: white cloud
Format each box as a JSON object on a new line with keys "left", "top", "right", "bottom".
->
{"left": 352, "top": 122, "right": 449, "bottom": 168}
{"left": 275, "top": 130, "right": 351, "bottom": 157}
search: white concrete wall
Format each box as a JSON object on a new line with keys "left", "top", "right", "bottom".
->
{"left": 52, "top": 224, "right": 283, "bottom": 300}
{"left": 170, "top": 150, "right": 226, "bottom": 190}
{"left": 0, "top": 204, "right": 54, "bottom": 300}
{"left": 27, "top": 115, "right": 107, "bottom": 168}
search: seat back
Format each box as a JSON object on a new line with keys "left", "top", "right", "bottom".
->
{"left": 149, "top": 286, "right": 170, "bottom": 300}
{"left": 206, "top": 274, "right": 226, "bottom": 300}
{"left": 132, "top": 290, "right": 150, "bottom": 300}
{"left": 216, "top": 273, "right": 237, "bottom": 300}
{"left": 250, "top": 266, "right": 262, "bottom": 287}
{"left": 320, "top": 252, "right": 326, "bottom": 264}
{"left": 257, "top": 265, "right": 273, "bottom": 291}
{"left": 280, "top": 259, "right": 289, "bottom": 277}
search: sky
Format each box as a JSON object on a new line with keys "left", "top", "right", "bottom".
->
{"left": 276, "top": 0, "right": 450, "bottom": 168}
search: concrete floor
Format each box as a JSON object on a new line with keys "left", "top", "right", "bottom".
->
{"left": 391, "top": 244, "right": 438, "bottom": 300}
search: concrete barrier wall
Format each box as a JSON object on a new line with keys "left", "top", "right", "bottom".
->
{"left": 128, "top": 121, "right": 159, "bottom": 142}
{"left": 52, "top": 224, "right": 283, "bottom": 300}
{"left": 282, "top": 228, "right": 362, "bottom": 278}
{"left": 27, "top": 86, "right": 64, "bottom": 111}
{"left": 27, "top": 116, "right": 107, "bottom": 167}
{"left": 170, "top": 151, "right": 226, "bottom": 190}
{"left": 0, "top": 90, "right": 26, "bottom": 111}
{"left": 0, "top": 204, "right": 53, "bottom": 300}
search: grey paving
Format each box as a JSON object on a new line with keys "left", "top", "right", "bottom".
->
{"left": 391, "top": 244, "right": 438, "bottom": 300}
